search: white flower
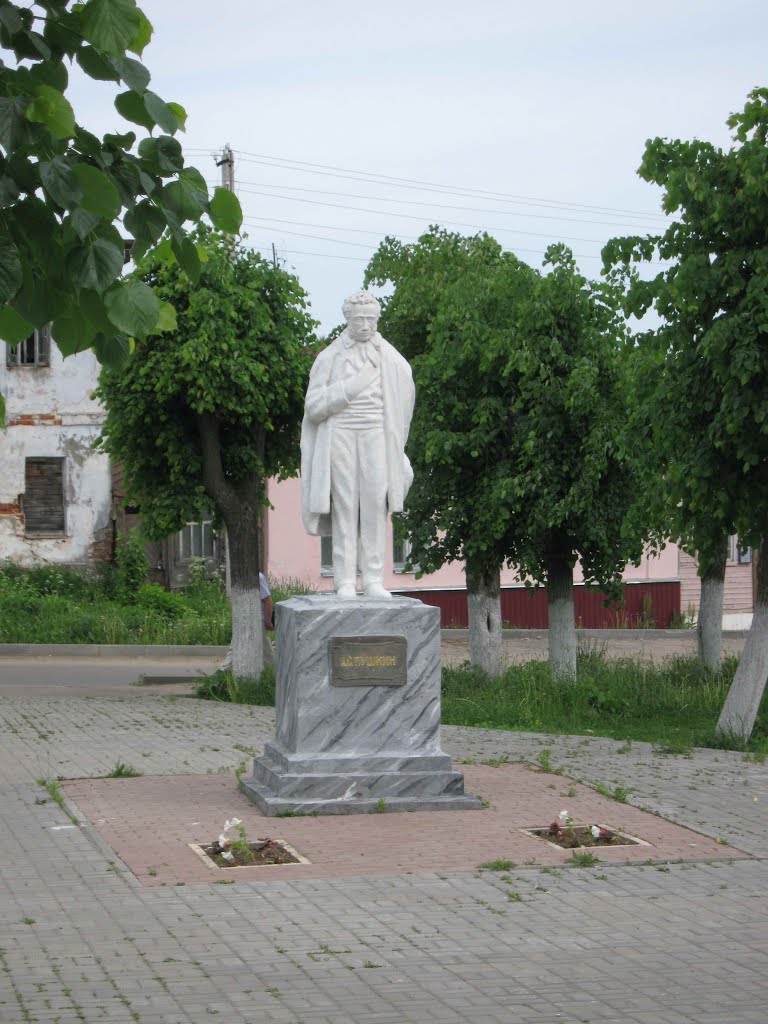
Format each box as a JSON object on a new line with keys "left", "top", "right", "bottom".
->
{"left": 223, "top": 818, "right": 242, "bottom": 831}
{"left": 221, "top": 849, "right": 235, "bottom": 862}
{"left": 591, "top": 825, "right": 601, "bottom": 839}
{"left": 558, "top": 810, "right": 569, "bottom": 826}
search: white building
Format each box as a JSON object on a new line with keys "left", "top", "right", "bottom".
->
{"left": 0, "top": 328, "right": 112, "bottom": 569}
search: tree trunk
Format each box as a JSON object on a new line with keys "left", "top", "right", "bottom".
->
{"left": 547, "top": 552, "right": 576, "bottom": 681}
{"left": 716, "top": 544, "right": 768, "bottom": 744}
{"left": 697, "top": 540, "right": 727, "bottom": 672}
{"left": 466, "top": 562, "right": 502, "bottom": 678}
{"left": 226, "top": 511, "right": 264, "bottom": 679}
{"left": 198, "top": 413, "right": 265, "bottom": 680}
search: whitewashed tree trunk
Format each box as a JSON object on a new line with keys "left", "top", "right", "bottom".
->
{"left": 548, "top": 553, "right": 576, "bottom": 681}
{"left": 198, "top": 412, "right": 265, "bottom": 681}
{"left": 716, "top": 546, "right": 768, "bottom": 744}
{"left": 466, "top": 564, "right": 503, "bottom": 678}
{"left": 697, "top": 541, "right": 727, "bottom": 672}
{"left": 230, "top": 584, "right": 264, "bottom": 678}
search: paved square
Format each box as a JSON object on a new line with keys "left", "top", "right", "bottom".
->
{"left": 0, "top": 687, "right": 766, "bottom": 1023}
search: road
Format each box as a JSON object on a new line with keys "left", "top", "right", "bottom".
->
{"left": 0, "top": 630, "right": 747, "bottom": 696}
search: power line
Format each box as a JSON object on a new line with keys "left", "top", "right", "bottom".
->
{"left": 241, "top": 219, "right": 613, "bottom": 265}
{"left": 232, "top": 150, "right": 669, "bottom": 222}
{"left": 213, "top": 177, "right": 660, "bottom": 232}
{"left": 230, "top": 186, "right": 609, "bottom": 245}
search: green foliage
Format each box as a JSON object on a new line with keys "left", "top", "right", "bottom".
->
{"left": 194, "top": 666, "right": 276, "bottom": 706}
{"left": 115, "top": 528, "right": 148, "bottom": 598}
{"left": 0, "top": 562, "right": 230, "bottom": 643}
{"left": 439, "top": 650, "right": 767, "bottom": 749}
{"left": 0, "top": 0, "right": 243, "bottom": 412}
{"left": 105, "top": 761, "right": 142, "bottom": 778}
{"left": 365, "top": 228, "right": 642, "bottom": 598}
{"left": 135, "top": 582, "right": 189, "bottom": 618}
{"left": 603, "top": 87, "right": 768, "bottom": 564}
{"left": 568, "top": 852, "right": 601, "bottom": 867}
{"left": 96, "top": 226, "right": 316, "bottom": 541}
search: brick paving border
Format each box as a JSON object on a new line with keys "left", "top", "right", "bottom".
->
{"left": 62, "top": 764, "right": 747, "bottom": 888}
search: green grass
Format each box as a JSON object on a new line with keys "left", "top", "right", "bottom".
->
{"left": 192, "top": 648, "right": 768, "bottom": 755}
{"left": 440, "top": 650, "right": 768, "bottom": 754}
{"left": 105, "top": 761, "right": 143, "bottom": 778}
{"left": 478, "top": 859, "right": 517, "bottom": 871}
{"left": 194, "top": 666, "right": 276, "bottom": 705}
{"left": 0, "top": 564, "right": 312, "bottom": 645}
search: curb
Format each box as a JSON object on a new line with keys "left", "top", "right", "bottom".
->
{"left": 0, "top": 644, "right": 228, "bottom": 658}
{"left": 0, "top": 628, "right": 745, "bottom": 658}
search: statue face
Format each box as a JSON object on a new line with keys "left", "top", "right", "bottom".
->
{"left": 346, "top": 305, "right": 379, "bottom": 343}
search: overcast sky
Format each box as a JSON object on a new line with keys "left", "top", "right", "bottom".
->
{"left": 70, "top": 0, "right": 768, "bottom": 331}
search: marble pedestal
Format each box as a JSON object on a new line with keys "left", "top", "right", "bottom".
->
{"left": 241, "top": 595, "right": 481, "bottom": 815}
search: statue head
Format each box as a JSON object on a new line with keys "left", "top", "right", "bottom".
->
{"left": 342, "top": 290, "right": 381, "bottom": 344}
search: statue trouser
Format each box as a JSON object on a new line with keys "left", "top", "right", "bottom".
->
{"left": 330, "top": 425, "right": 388, "bottom": 593}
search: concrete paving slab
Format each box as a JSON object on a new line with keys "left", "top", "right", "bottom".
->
{"left": 0, "top": 660, "right": 766, "bottom": 1023}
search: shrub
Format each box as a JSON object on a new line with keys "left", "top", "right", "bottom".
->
{"left": 115, "top": 530, "right": 148, "bottom": 600}
{"left": 136, "top": 584, "right": 191, "bottom": 619}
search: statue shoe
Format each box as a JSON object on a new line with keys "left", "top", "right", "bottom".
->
{"left": 363, "top": 582, "right": 393, "bottom": 599}
{"left": 336, "top": 583, "right": 357, "bottom": 600}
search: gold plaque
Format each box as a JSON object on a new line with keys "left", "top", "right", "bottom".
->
{"left": 329, "top": 636, "right": 407, "bottom": 687}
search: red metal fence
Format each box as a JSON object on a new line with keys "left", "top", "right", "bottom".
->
{"left": 392, "top": 581, "right": 681, "bottom": 629}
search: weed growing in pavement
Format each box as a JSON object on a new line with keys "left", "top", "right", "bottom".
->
{"left": 478, "top": 859, "right": 517, "bottom": 871}
{"left": 594, "top": 783, "right": 632, "bottom": 803}
{"left": 106, "top": 761, "right": 143, "bottom": 778}
{"left": 36, "top": 777, "right": 78, "bottom": 825}
{"left": 568, "top": 851, "right": 601, "bottom": 867}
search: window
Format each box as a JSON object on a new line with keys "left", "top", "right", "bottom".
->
{"left": 6, "top": 326, "right": 51, "bottom": 368}
{"left": 179, "top": 517, "right": 215, "bottom": 560}
{"left": 320, "top": 534, "right": 333, "bottom": 575}
{"left": 320, "top": 532, "right": 361, "bottom": 575}
{"left": 728, "top": 535, "right": 752, "bottom": 564}
{"left": 24, "top": 457, "right": 65, "bottom": 535}
{"left": 393, "top": 536, "right": 418, "bottom": 573}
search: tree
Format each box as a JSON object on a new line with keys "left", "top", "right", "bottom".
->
{"left": 367, "top": 229, "right": 641, "bottom": 679}
{"left": 0, "top": 0, "right": 242, "bottom": 421}
{"left": 97, "top": 228, "right": 315, "bottom": 678}
{"left": 603, "top": 87, "right": 768, "bottom": 738}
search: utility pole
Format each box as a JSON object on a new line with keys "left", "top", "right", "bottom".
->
{"left": 214, "top": 142, "right": 272, "bottom": 581}
{"left": 216, "top": 144, "right": 235, "bottom": 192}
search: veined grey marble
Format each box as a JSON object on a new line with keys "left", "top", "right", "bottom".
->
{"left": 241, "top": 595, "right": 482, "bottom": 815}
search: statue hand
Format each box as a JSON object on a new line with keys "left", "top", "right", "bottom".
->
{"left": 344, "top": 359, "right": 379, "bottom": 400}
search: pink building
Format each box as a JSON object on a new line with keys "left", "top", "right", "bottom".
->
{"left": 265, "top": 477, "right": 754, "bottom": 629}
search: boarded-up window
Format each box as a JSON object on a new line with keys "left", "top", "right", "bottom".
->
{"left": 24, "top": 458, "right": 65, "bottom": 534}
{"left": 6, "top": 326, "right": 51, "bottom": 367}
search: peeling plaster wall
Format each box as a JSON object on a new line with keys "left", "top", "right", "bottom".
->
{"left": 0, "top": 344, "right": 112, "bottom": 567}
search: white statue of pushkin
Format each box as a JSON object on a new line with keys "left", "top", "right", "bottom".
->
{"left": 301, "top": 291, "right": 415, "bottom": 598}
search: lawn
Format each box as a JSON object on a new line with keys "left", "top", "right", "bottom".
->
{"left": 0, "top": 563, "right": 312, "bottom": 645}
{"left": 194, "top": 649, "right": 768, "bottom": 755}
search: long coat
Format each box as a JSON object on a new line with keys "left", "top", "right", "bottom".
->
{"left": 300, "top": 330, "right": 415, "bottom": 537}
